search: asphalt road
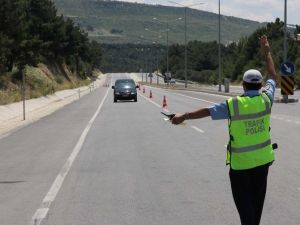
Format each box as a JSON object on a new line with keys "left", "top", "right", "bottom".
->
{"left": 0, "top": 73, "right": 299, "bottom": 225}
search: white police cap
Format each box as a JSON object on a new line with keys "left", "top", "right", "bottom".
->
{"left": 243, "top": 69, "right": 263, "bottom": 83}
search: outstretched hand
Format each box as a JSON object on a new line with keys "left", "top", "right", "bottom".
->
{"left": 259, "top": 35, "right": 277, "bottom": 80}
{"left": 171, "top": 113, "right": 185, "bottom": 125}
{"left": 260, "top": 35, "right": 270, "bottom": 56}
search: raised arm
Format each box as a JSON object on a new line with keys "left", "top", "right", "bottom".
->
{"left": 260, "top": 35, "right": 278, "bottom": 81}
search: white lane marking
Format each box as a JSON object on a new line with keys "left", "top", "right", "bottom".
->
{"left": 32, "top": 208, "right": 49, "bottom": 223}
{"left": 144, "top": 85, "right": 217, "bottom": 104}
{"left": 148, "top": 85, "right": 230, "bottom": 99}
{"left": 191, "top": 126, "right": 205, "bottom": 133}
{"left": 172, "top": 92, "right": 217, "bottom": 104}
{"left": 271, "top": 115, "right": 300, "bottom": 125}
{"left": 31, "top": 82, "right": 111, "bottom": 225}
{"left": 184, "top": 89, "right": 231, "bottom": 99}
{"left": 138, "top": 93, "right": 163, "bottom": 109}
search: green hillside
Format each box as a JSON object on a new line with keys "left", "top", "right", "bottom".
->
{"left": 52, "top": 0, "right": 264, "bottom": 44}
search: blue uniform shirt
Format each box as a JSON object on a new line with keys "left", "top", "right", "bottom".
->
{"left": 209, "top": 79, "right": 276, "bottom": 120}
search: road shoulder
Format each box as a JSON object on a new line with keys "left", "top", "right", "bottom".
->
{"left": 0, "top": 75, "right": 107, "bottom": 138}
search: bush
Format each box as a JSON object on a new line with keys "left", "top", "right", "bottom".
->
{"left": 0, "top": 89, "right": 22, "bottom": 105}
{"left": 24, "top": 65, "right": 53, "bottom": 97}
{"left": 55, "top": 76, "right": 64, "bottom": 84}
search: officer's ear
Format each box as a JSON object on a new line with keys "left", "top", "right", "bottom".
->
{"left": 242, "top": 81, "right": 247, "bottom": 91}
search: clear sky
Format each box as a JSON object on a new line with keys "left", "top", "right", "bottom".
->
{"left": 121, "top": 0, "right": 299, "bottom": 25}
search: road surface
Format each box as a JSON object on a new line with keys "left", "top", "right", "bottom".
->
{"left": 0, "top": 73, "right": 299, "bottom": 225}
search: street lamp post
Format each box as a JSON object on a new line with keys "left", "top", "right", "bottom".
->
{"left": 283, "top": 0, "right": 288, "bottom": 102}
{"left": 166, "top": 22, "right": 169, "bottom": 73}
{"left": 152, "top": 17, "right": 182, "bottom": 82}
{"left": 168, "top": 1, "right": 204, "bottom": 88}
{"left": 141, "top": 48, "right": 144, "bottom": 82}
{"left": 142, "top": 30, "right": 164, "bottom": 84}
{"left": 218, "top": 0, "right": 222, "bottom": 92}
{"left": 184, "top": 7, "right": 187, "bottom": 88}
{"left": 22, "top": 66, "right": 26, "bottom": 120}
{"left": 152, "top": 41, "right": 160, "bottom": 85}
{"left": 284, "top": 0, "right": 287, "bottom": 61}
{"left": 139, "top": 36, "right": 151, "bottom": 83}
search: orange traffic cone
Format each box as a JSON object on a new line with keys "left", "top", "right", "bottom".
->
{"left": 143, "top": 87, "right": 145, "bottom": 93}
{"left": 162, "top": 95, "right": 167, "bottom": 109}
{"left": 149, "top": 90, "right": 153, "bottom": 98}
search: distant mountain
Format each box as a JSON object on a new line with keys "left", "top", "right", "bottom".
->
{"left": 52, "top": 0, "right": 265, "bottom": 44}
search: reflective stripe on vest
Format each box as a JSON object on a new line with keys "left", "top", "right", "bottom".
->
{"left": 231, "top": 139, "right": 271, "bottom": 153}
{"left": 231, "top": 94, "right": 271, "bottom": 121}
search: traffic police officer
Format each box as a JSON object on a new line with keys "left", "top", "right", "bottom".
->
{"left": 171, "top": 35, "right": 278, "bottom": 225}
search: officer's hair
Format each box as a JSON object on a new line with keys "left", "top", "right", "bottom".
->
{"left": 243, "top": 81, "right": 262, "bottom": 90}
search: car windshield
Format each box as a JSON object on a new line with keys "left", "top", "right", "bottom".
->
{"left": 115, "top": 81, "right": 135, "bottom": 89}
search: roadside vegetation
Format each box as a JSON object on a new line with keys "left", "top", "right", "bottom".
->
{"left": 1, "top": 0, "right": 299, "bottom": 105}
{"left": 162, "top": 19, "right": 300, "bottom": 86}
{"left": 102, "top": 19, "right": 299, "bottom": 88}
{"left": 0, "top": 0, "right": 102, "bottom": 104}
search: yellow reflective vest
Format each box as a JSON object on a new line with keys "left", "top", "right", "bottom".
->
{"left": 226, "top": 93, "right": 275, "bottom": 170}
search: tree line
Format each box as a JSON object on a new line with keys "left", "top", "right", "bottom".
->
{"left": 0, "top": 0, "right": 102, "bottom": 79}
{"left": 2, "top": 0, "right": 297, "bottom": 91}
{"left": 102, "top": 19, "right": 299, "bottom": 87}
{"left": 101, "top": 43, "right": 167, "bottom": 73}
{"left": 162, "top": 19, "right": 300, "bottom": 86}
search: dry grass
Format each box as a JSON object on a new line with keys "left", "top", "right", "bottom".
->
{"left": 0, "top": 89, "right": 22, "bottom": 105}
{"left": 0, "top": 64, "right": 93, "bottom": 105}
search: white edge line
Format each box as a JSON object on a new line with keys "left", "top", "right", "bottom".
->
{"left": 191, "top": 125, "right": 205, "bottom": 133}
{"left": 31, "top": 81, "right": 111, "bottom": 225}
{"left": 173, "top": 92, "right": 216, "bottom": 104}
{"left": 140, "top": 85, "right": 217, "bottom": 106}
{"left": 0, "top": 132, "right": 12, "bottom": 140}
{"left": 185, "top": 89, "right": 231, "bottom": 99}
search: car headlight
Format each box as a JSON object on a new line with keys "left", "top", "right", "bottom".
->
{"left": 131, "top": 92, "right": 136, "bottom": 95}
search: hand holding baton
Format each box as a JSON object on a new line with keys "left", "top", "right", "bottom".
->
{"left": 161, "top": 112, "right": 186, "bottom": 125}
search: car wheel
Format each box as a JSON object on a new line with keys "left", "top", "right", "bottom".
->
{"left": 134, "top": 96, "right": 137, "bottom": 102}
{"left": 114, "top": 97, "right": 117, "bottom": 103}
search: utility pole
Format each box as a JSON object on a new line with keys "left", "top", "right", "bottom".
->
{"left": 152, "top": 17, "right": 182, "bottom": 83}
{"left": 21, "top": 66, "right": 26, "bottom": 120}
{"left": 184, "top": 7, "right": 187, "bottom": 88}
{"left": 218, "top": 0, "right": 222, "bottom": 92}
{"left": 283, "top": 0, "right": 288, "bottom": 102}
{"left": 166, "top": 22, "right": 169, "bottom": 73}
{"left": 156, "top": 43, "right": 159, "bottom": 85}
{"left": 284, "top": 0, "right": 287, "bottom": 61}
{"left": 168, "top": 1, "right": 204, "bottom": 88}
